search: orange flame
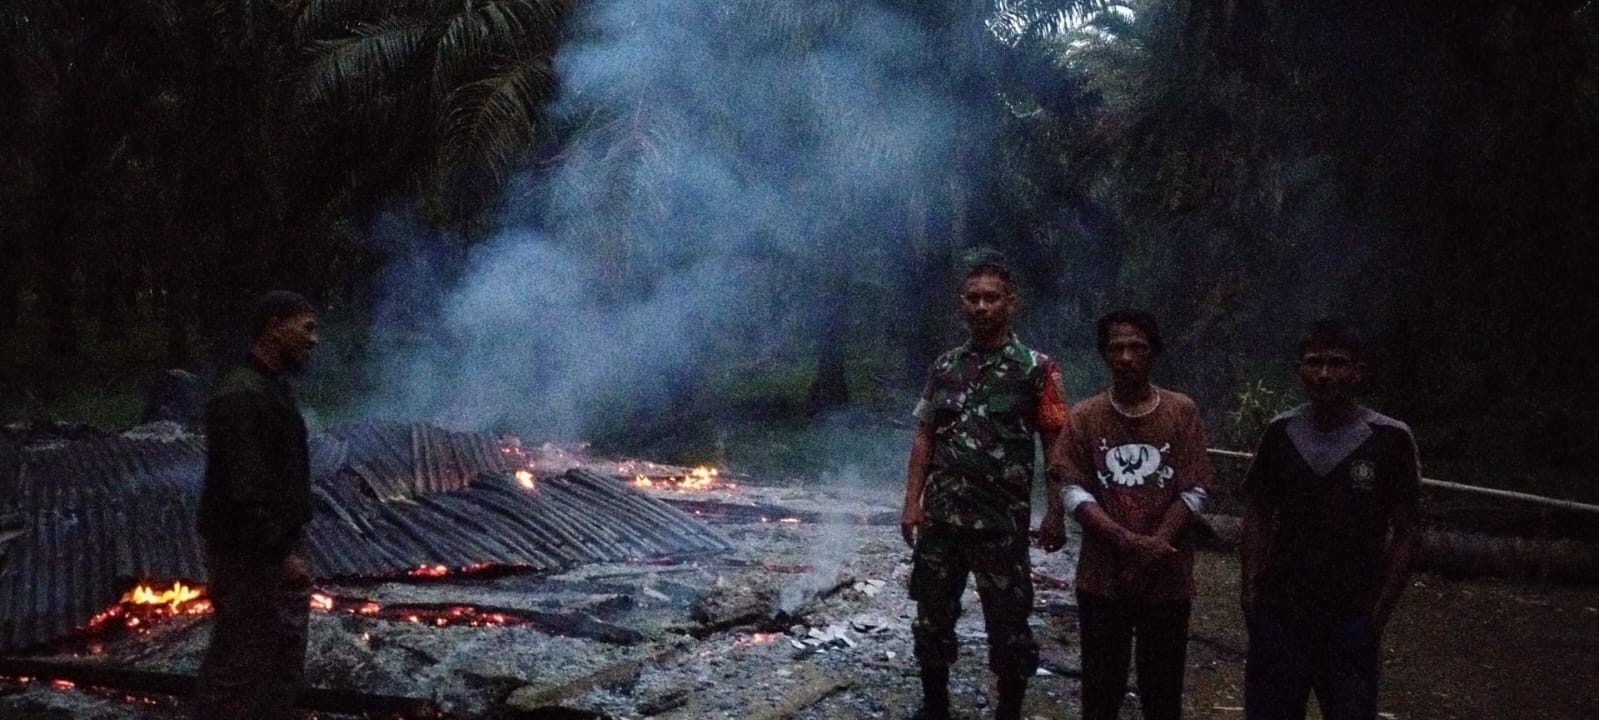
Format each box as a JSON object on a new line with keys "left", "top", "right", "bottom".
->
{"left": 310, "top": 593, "right": 334, "bottom": 611}
{"left": 681, "top": 466, "right": 718, "bottom": 490}
{"left": 634, "top": 465, "right": 723, "bottom": 492}
{"left": 122, "top": 581, "right": 204, "bottom": 613}
{"left": 515, "top": 469, "right": 536, "bottom": 490}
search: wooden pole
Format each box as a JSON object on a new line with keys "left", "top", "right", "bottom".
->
{"left": 1206, "top": 448, "right": 1599, "bottom": 516}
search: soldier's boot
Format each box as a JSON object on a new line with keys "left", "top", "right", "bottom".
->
{"left": 912, "top": 665, "right": 951, "bottom": 720}
{"left": 994, "top": 672, "right": 1028, "bottom": 720}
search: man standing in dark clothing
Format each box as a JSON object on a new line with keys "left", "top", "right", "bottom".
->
{"left": 1241, "top": 320, "right": 1421, "bottom": 720}
{"left": 194, "top": 290, "right": 319, "bottom": 720}
{"left": 1048, "top": 310, "right": 1211, "bottom": 720}
{"left": 901, "top": 263, "right": 1070, "bottom": 720}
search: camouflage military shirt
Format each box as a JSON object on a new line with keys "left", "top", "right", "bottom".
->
{"left": 912, "top": 335, "right": 1068, "bottom": 532}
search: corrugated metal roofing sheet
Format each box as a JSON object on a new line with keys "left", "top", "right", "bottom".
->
{"left": 0, "top": 422, "right": 730, "bottom": 652}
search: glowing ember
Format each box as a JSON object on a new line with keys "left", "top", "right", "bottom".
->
{"left": 51, "top": 679, "right": 75, "bottom": 691}
{"left": 737, "top": 632, "right": 781, "bottom": 647}
{"left": 123, "top": 581, "right": 204, "bottom": 613}
{"left": 405, "top": 562, "right": 498, "bottom": 578}
{"left": 632, "top": 465, "right": 726, "bottom": 492}
{"left": 515, "top": 469, "right": 537, "bottom": 489}
{"left": 86, "top": 580, "right": 213, "bottom": 636}
{"left": 682, "top": 465, "right": 718, "bottom": 490}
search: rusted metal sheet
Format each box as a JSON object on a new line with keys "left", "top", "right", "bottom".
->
{"left": 0, "top": 422, "right": 730, "bottom": 652}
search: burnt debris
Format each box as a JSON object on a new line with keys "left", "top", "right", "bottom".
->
{"left": 0, "top": 421, "right": 731, "bottom": 652}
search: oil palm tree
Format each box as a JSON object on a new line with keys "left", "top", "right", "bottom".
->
{"left": 296, "top": 0, "right": 572, "bottom": 208}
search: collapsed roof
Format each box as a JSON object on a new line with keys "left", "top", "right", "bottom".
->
{"left": 0, "top": 422, "right": 730, "bottom": 652}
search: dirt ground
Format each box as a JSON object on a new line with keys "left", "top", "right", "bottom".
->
{"left": 2, "top": 490, "right": 1595, "bottom": 720}
{"left": 1177, "top": 550, "right": 1599, "bottom": 720}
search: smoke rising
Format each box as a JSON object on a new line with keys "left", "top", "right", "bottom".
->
{"left": 362, "top": 2, "right": 995, "bottom": 442}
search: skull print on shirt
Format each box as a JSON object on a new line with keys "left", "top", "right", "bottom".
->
{"left": 1097, "top": 438, "right": 1175, "bottom": 489}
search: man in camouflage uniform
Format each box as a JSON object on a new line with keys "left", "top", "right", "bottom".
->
{"left": 901, "top": 263, "right": 1070, "bottom": 720}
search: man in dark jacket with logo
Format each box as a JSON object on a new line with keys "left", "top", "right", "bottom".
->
{"left": 1240, "top": 319, "right": 1421, "bottom": 720}
{"left": 193, "top": 290, "right": 319, "bottom": 720}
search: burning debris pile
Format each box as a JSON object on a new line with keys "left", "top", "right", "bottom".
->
{"left": 1, "top": 503, "right": 1085, "bottom": 718}
{"left": 0, "top": 422, "right": 730, "bottom": 652}
{"left": 0, "top": 422, "right": 1087, "bottom": 719}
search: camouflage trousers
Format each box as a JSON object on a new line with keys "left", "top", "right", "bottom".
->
{"left": 192, "top": 545, "right": 311, "bottom": 720}
{"left": 909, "top": 521, "right": 1038, "bottom": 676}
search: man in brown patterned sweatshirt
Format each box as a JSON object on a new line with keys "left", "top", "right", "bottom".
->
{"left": 1048, "top": 309, "right": 1211, "bottom": 720}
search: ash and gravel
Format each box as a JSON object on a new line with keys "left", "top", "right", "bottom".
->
{"left": 0, "top": 482, "right": 1087, "bottom": 720}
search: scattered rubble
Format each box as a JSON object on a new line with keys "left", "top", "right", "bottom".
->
{"left": 0, "top": 469, "right": 1086, "bottom": 719}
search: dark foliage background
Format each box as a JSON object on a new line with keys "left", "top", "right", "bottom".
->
{"left": 3, "top": 0, "right": 1594, "bottom": 496}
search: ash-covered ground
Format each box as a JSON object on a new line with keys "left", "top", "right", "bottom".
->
{"left": 8, "top": 479, "right": 1598, "bottom": 720}
{"left": 0, "top": 478, "right": 1087, "bottom": 720}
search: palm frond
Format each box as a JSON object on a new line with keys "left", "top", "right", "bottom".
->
{"left": 988, "top": 0, "right": 1121, "bottom": 45}
{"left": 295, "top": 0, "right": 445, "bottom": 41}
{"left": 434, "top": 0, "right": 566, "bottom": 92}
{"left": 299, "top": 17, "right": 434, "bottom": 107}
{"left": 439, "top": 59, "right": 558, "bottom": 182}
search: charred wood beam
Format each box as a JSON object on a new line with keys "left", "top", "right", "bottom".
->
{"left": 0, "top": 658, "right": 439, "bottom": 717}
{"left": 504, "top": 645, "right": 686, "bottom": 712}
{"left": 321, "top": 594, "right": 645, "bottom": 644}
{"left": 738, "top": 668, "right": 855, "bottom": 720}
{"left": 685, "top": 575, "right": 855, "bottom": 638}
{"left": 652, "top": 665, "right": 855, "bottom": 720}
{"left": 519, "top": 608, "right": 646, "bottom": 645}
{"left": 686, "top": 591, "right": 772, "bottom": 638}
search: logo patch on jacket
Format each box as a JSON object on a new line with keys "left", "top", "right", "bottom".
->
{"left": 1350, "top": 460, "right": 1376, "bottom": 491}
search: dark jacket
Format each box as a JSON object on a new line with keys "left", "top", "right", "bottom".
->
{"left": 197, "top": 356, "right": 311, "bottom": 558}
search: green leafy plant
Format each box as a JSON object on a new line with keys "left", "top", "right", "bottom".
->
{"left": 1227, "top": 378, "right": 1294, "bottom": 450}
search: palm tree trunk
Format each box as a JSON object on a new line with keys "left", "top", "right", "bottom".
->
{"left": 805, "top": 272, "right": 851, "bottom": 413}
{"left": 0, "top": 246, "right": 18, "bottom": 333}
{"left": 39, "top": 206, "right": 78, "bottom": 357}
